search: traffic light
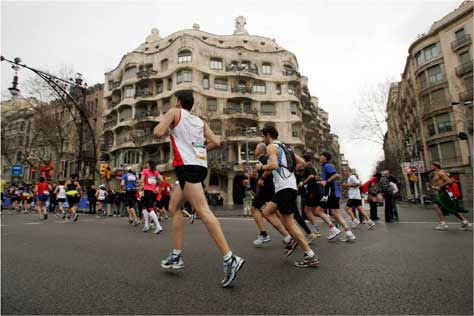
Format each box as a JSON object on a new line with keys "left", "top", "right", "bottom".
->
{"left": 100, "top": 164, "right": 108, "bottom": 176}
{"left": 459, "top": 132, "right": 468, "bottom": 140}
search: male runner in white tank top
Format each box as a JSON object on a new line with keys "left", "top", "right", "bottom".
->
{"left": 153, "top": 90, "right": 244, "bottom": 288}
{"left": 255, "top": 125, "right": 320, "bottom": 267}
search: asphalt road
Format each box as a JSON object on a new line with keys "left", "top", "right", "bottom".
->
{"left": 1, "top": 204, "right": 472, "bottom": 315}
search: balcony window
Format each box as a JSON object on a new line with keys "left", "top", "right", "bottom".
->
{"left": 290, "top": 102, "right": 298, "bottom": 115}
{"left": 455, "top": 28, "right": 466, "bottom": 39}
{"left": 156, "top": 80, "right": 163, "bottom": 94}
{"left": 167, "top": 78, "right": 172, "bottom": 90}
{"left": 252, "top": 82, "right": 266, "bottom": 94}
{"left": 415, "top": 43, "right": 441, "bottom": 66}
{"left": 262, "top": 63, "right": 272, "bottom": 75}
{"left": 210, "top": 58, "right": 223, "bottom": 70}
{"left": 124, "top": 86, "right": 134, "bottom": 99}
{"left": 440, "top": 141, "right": 457, "bottom": 162}
{"left": 426, "top": 118, "right": 436, "bottom": 136}
{"left": 261, "top": 102, "right": 275, "bottom": 116}
{"left": 207, "top": 98, "right": 217, "bottom": 112}
{"left": 417, "top": 73, "right": 427, "bottom": 89}
{"left": 276, "top": 84, "right": 281, "bottom": 95}
{"left": 161, "top": 59, "right": 168, "bottom": 71}
{"left": 292, "top": 125, "right": 300, "bottom": 137}
{"left": 177, "top": 50, "right": 192, "bottom": 64}
{"left": 123, "top": 66, "right": 136, "bottom": 81}
{"left": 431, "top": 88, "right": 446, "bottom": 106}
{"left": 177, "top": 69, "right": 192, "bottom": 84}
{"left": 203, "top": 76, "right": 210, "bottom": 89}
{"left": 288, "top": 85, "right": 296, "bottom": 95}
{"left": 427, "top": 65, "right": 443, "bottom": 84}
{"left": 214, "top": 78, "right": 228, "bottom": 91}
{"left": 119, "top": 107, "right": 132, "bottom": 122}
{"left": 460, "top": 51, "right": 470, "bottom": 64}
{"left": 210, "top": 121, "right": 222, "bottom": 135}
{"left": 436, "top": 113, "right": 452, "bottom": 133}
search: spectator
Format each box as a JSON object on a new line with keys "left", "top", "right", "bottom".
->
{"left": 376, "top": 171, "right": 394, "bottom": 223}
{"left": 87, "top": 185, "right": 97, "bottom": 215}
{"left": 389, "top": 177, "right": 399, "bottom": 221}
{"left": 368, "top": 181, "right": 379, "bottom": 221}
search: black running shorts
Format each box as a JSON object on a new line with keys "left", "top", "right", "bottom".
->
{"left": 143, "top": 190, "right": 156, "bottom": 211}
{"left": 271, "top": 188, "right": 298, "bottom": 215}
{"left": 346, "top": 199, "right": 362, "bottom": 208}
{"left": 252, "top": 189, "right": 274, "bottom": 210}
{"left": 125, "top": 190, "right": 137, "bottom": 208}
{"left": 175, "top": 165, "right": 207, "bottom": 190}
{"left": 318, "top": 195, "right": 340, "bottom": 210}
{"left": 156, "top": 194, "right": 170, "bottom": 210}
{"left": 305, "top": 192, "right": 321, "bottom": 207}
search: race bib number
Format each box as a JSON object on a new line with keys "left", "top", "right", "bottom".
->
{"left": 128, "top": 175, "right": 136, "bottom": 182}
{"left": 193, "top": 143, "right": 207, "bottom": 161}
{"left": 148, "top": 176, "right": 157, "bottom": 185}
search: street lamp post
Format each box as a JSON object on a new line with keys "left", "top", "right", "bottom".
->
{"left": 1, "top": 56, "right": 97, "bottom": 183}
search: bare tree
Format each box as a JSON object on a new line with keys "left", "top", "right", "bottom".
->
{"left": 352, "top": 77, "right": 394, "bottom": 145}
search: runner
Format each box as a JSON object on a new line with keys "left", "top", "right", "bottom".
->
{"left": 19, "top": 183, "right": 30, "bottom": 213}
{"left": 54, "top": 181, "right": 67, "bottom": 218}
{"left": 298, "top": 153, "right": 322, "bottom": 241}
{"left": 121, "top": 168, "right": 140, "bottom": 225}
{"left": 431, "top": 162, "right": 472, "bottom": 231}
{"left": 96, "top": 184, "right": 108, "bottom": 218}
{"left": 316, "top": 152, "right": 356, "bottom": 242}
{"left": 34, "top": 177, "right": 51, "bottom": 220}
{"left": 341, "top": 168, "right": 375, "bottom": 229}
{"left": 154, "top": 90, "right": 244, "bottom": 287}
{"left": 65, "top": 174, "right": 81, "bottom": 222}
{"left": 140, "top": 160, "right": 163, "bottom": 234}
{"left": 256, "top": 125, "right": 320, "bottom": 267}
{"left": 156, "top": 177, "right": 171, "bottom": 220}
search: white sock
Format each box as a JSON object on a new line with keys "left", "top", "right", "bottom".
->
{"left": 143, "top": 210, "right": 149, "bottom": 226}
{"left": 172, "top": 249, "right": 181, "bottom": 256}
{"left": 305, "top": 250, "right": 315, "bottom": 257}
{"left": 462, "top": 220, "right": 468, "bottom": 224}
{"left": 283, "top": 235, "right": 291, "bottom": 243}
{"left": 223, "top": 251, "right": 233, "bottom": 261}
{"left": 440, "top": 221, "right": 446, "bottom": 225}
{"left": 149, "top": 211, "right": 162, "bottom": 229}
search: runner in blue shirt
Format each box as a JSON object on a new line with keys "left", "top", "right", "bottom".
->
{"left": 121, "top": 168, "right": 140, "bottom": 226}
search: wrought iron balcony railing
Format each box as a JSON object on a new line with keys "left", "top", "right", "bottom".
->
{"left": 451, "top": 34, "right": 471, "bottom": 51}
{"left": 455, "top": 60, "right": 473, "bottom": 77}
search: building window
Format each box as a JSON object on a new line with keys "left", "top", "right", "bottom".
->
{"left": 427, "top": 65, "right": 443, "bottom": 85}
{"left": 261, "top": 102, "right": 275, "bottom": 116}
{"left": 276, "top": 84, "right": 281, "bottom": 95}
{"left": 162, "top": 99, "right": 171, "bottom": 114}
{"left": 288, "top": 84, "right": 296, "bottom": 95}
{"left": 439, "top": 141, "right": 457, "bottom": 163}
{"left": 436, "top": 113, "right": 452, "bottom": 134}
{"left": 292, "top": 125, "right": 300, "bottom": 137}
{"left": 290, "top": 102, "right": 298, "bottom": 115}
{"left": 210, "top": 58, "right": 223, "bottom": 70}
{"left": 262, "top": 63, "right": 272, "bottom": 75}
{"left": 415, "top": 43, "right": 441, "bottom": 66}
{"left": 459, "top": 51, "right": 470, "bottom": 64}
{"left": 417, "top": 73, "right": 427, "bottom": 89}
{"left": 161, "top": 59, "right": 169, "bottom": 71}
{"left": 426, "top": 118, "right": 436, "bottom": 136}
{"left": 167, "top": 78, "right": 172, "bottom": 90}
{"left": 431, "top": 88, "right": 446, "bottom": 105}
{"left": 207, "top": 98, "right": 217, "bottom": 112}
{"left": 455, "top": 28, "right": 465, "bottom": 39}
{"left": 252, "top": 82, "right": 266, "bottom": 94}
{"left": 124, "top": 85, "right": 134, "bottom": 98}
{"left": 203, "top": 76, "right": 210, "bottom": 89}
{"left": 177, "top": 69, "right": 192, "bottom": 84}
{"left": 177, "top": 50, "right": 192, "bottom": 64}
{"left": 214, "top": 78, "right": 228, "bottom": 91}
{"left": 210, "top": 121, "right": 222, "bottom": 135}
{"left": 156, "top": 80, "right": 163, "bottom": 94}
{"left": 123, "top": 66, "right": 136, "bottom": 81}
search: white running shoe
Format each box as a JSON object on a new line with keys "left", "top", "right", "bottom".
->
{"left": 367, "top": 221, "right": 376, "bottom": 230}
{"left": 350, "top": 219, "right": 360, "bottom": 228}
{"left": 143, "top": 225, "right": 150, "bottom": 232}
{"left": 253, "top": 234, "right": 271, "bottom": 245}
{"left": 339, "top": 230, "right": 356, "bottom": 242}
{"left": 434, "top": 223, "right": 448, "bottom": 230}
{"left": 458, "top": 222, "right": 473, "bottom": 231}
{"left": 154, "top": 226, "right": 163, "bottom": 234}
{"left": 327, "top": 227, "right": 342, "bottom": 240}
{"left": 150, "top": 223, "right": 156, "bottom": 229}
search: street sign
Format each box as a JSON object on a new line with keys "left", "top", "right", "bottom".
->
{"left": 401, "top": 161, "right": 425, "bottom": 174}
{"left": 11, "top": 165, "right": 23, "bottom": 176}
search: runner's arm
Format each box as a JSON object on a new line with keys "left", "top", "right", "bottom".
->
{"left": 326, "top": 173, "right": 340, "bottom": 183}
{"left": 262, "top": 145, "right": 279, "bottom": 171}
{"left": 295, "top": 154, "right": 306, "bottom": 170}
{"left": 204, "top": 122, "right": 221, "bottom": 151}
{"left": 153, "top": 108, "right": 179, "bottom": 137}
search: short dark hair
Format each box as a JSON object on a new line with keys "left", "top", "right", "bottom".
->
{"left": 303, "top": 152, "right": 313, "bottom": 162}
{"left": 321, "top": 152, "right": 332, "bottom": 161}
{"left": 432, "top": 161, "right": 441, "bottom": 169}
{"left": 175, "top": 90, "right": 194, "bottom": 111}
{"left": 71, "top": 174, "right": 77, "bottom": 180}
{"left": 148, "top": 160, "right": 156, "bottom": 172}
{"left": 261, "top": 125, "right": 278, "bottom": 139}
{"left": 39, "top": 177, "right": 45, "bottom": 182}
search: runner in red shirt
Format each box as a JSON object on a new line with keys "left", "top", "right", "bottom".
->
{"left": 156, "top": 178, "right": 171, "bottom": 220}
{"left": 35, "top": 177, "right": 52, "bottom": 220}
{"left": 140, "top": 160, "right": 163, "bottom": 234}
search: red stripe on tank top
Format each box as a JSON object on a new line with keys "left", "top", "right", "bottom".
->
{"left": 170, "top": 134, "right": 184, "bottom": 166}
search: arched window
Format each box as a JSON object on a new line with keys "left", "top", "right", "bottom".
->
{"left": 177, "top": 69, "right": 192, "bottom": 84}
{"left": 178, "top": 50, "right": 192, "bottom": 64}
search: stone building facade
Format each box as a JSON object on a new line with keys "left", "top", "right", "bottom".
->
{"left": 385, "top": 1, "right": 473, "bottom": 206}
{"left": 103, "top": 17, "right": 345, "bottom": 205}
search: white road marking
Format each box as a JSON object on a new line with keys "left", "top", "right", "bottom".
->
{"left": 24, "top": 222, "right": 44, "bottom": 225}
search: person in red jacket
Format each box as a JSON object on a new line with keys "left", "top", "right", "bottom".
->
{"left": 35, "top": 177, "right": 52, "bottom": 220}
{"left": 447, "top": 174, "right": 461, "bottom": 199}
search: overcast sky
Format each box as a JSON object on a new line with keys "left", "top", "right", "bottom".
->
{"left": 1, "top": 0, "right": 462, "bottom": 180}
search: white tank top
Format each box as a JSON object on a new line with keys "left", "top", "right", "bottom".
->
{"left": 170, "top": 109, "right": 207, "bottom": 168}
{"left": 97, "top": 189, "right": 107, "bottom": 200}
{"left": 270, "top": 141, "right": 297, "bottom": 193}
{"left": 57, "top": 185, "right": 67, "bottom": 199}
